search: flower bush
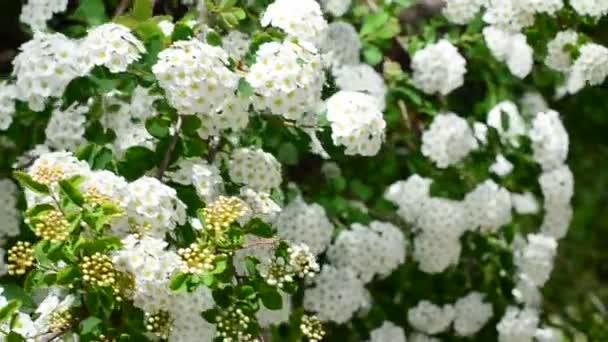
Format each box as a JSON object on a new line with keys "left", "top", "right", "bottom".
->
{"left": 0, "top": 0, "right": 604, "bottom": 341}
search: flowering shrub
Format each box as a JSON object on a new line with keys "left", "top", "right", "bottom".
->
{"left": 0, "top": 0, "right": 604, "bottom": 340}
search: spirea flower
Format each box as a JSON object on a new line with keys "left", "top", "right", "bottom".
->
{"left": 45, "top": 103, "right": 89, "bottom": 151}
{"left": 320, "top": 22, "right": 361, "bottom": 68}
{"left": 518, "top": 0, "right": 563, "bottom": 14}
{"left": 514, "top": 233, "right": 558, "bottom": 286}
{"left": 539, "top": 166, "right": 574, "bottom": 239}
{"left": 483, "top": 26, "right": 533, "bottom": 78}
{"left": 81, "top": 23, "right": 145, "bottom": 73}
{"left": 442, "top": 0, "right": 484, "bottom": 24}
{"left": 410, "top": 333, "right": 441, "bottom": 342}
{"left": 197, "top": 97, "right": 250, "bottom": 139}
{"left": 229, "top": 148, "right": 282, "bottom": 192}
{"left": 545, "top": 30, "right": 579, "bottom": 73}
{"left": 202, "top": 196, "right": 249, "bottom": 233}
{"left": 520, "top": 91, "right": 548, "bottom": 117}
{"left": 0, "top": 179, "right": 21, "bottom": 241}
{"left": 167, "top": 158, "right": 224, "bottom": 204}
{"left": 303, "top": 266, "right": 370, "bottom": 323}
{"left": 569, "top": 0, "right": 608, "bottom": 17}
{"left": 529, "top": 110, "right": 569, "bottom": 171}
{"left": 453, "top": 292, "right": 493, "bottom": 336}
{"left": 413, "top": 230, "right": 462, "bottom": 273}
{"left": 261, "top": 0, "right": 328, "bottom": 45}
{"left": 12, "top": 32, "right": 83, "bottom": 111}
{"left": 326, "top": 91, "right": 386, "bottom": 156}
{"left": 20, "top": 0, "right": 69, "bottom": 32}
{"left": 369, "top": 321, "right": 406, "bottom": 342}
{"left": 7, "top": 242, "right": 35, "bottom": 276}
{"left": 333, "top": 63, "right": 387, "bottom": 110}
{"left": 300, "top": 314, "right": 325, "bottom": 342}
{"left": 320, "top": 0, "right": 352, "bottom": 16}
{"left": 0, "top": 82, "right": 17, "bottom": 130}
{"left": 511, "top": 192, "right": 540, "bottom": 215}
{"left": 275, "top": 197, "right": 334, "bottom": 255}
{"left": 222, "top": 30, "right": 250, "bottom": 60}
{"left": 421, "top": 112, "right": 478, "bottom": 168}
{"left": 246, "top": 41, "right": 324, "bottom": 121}
{"left": 385, "top": 175, "right": 432, "bottom": 224}
{"left": 256, "top": 291, "right": 292, "bottom": 327}
{"left": 30, "top": 209, "right": 70, "bottom": 241}
{"left": 483, "top": 0, "right": 534, "bottom": 32}
{"left": 407, "top": 300, "right": 455, "bottom": 335}
{"left": 464, "top": 180, "right": 512, "bottom": 233}
{"left": 153, "top": 39, "right": 239, "bottom": 116}
{"left": 487, "top": 101, "right": 526, "bottom": 146}
{"left": 411, "top": 40, "right": 466, "bottom": 95}
{"left": 490, "top": 154, "right": 514, "bottom": 177}
{"left": 566, "top": 43, "right": 608, "bottom": 94}
{"left": 497, "top": 307, "right": 539, "bottom": 342}
{"left": 239, "top": 187, "right": 281, "bottom": 223}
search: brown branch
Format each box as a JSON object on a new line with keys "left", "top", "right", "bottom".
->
{"left": 157, "top": 116, "right": 183, "bottom": 181}
{"left": 114, "top": 0, "right": 131, "bottom": 17}
{"left": 240, "top": 238, "right": 279, "bottom": 250}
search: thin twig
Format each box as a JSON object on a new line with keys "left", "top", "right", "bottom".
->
{"left": 157, "top": 116, "right": 183, "bottom": 180}
{"left": 241, "top": 238, "right": 279, "bottom": 250}
{"left": 366, "top": 0, "right": 379, "bottom": 12}
{"left": 114, "top": 0, "right": 131, "bottom": 17}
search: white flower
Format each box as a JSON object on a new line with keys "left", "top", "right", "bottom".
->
{"left": 569, "top": 0, "right": 608, "bottom": 17}
{"left": 247, "top": 41, "right": 324, "bottom": 121}
{"left": 465, "top": 180, "right": 512, "bottom": 233}
{"left": 369, "top": 321, "right": 406, "bottom": 342}
{"left": 520, "top": 91, "right": 548, "bottom": 117}
{"left": 411, "top": 40, "right": 466, "bottom": 95}
{"left": 12, "top": 32, "right": 84, "bottom": 112}
{"left": 514, "top": 233, "right": 558, "bottom": 286}
{"left": 539, "top": 165, "right": 574, "bottom": 208}
{"left": 196, "top": 97, "right": 250, "bottom": 139}
{"left": 333, "top": 63, "right": 387, "bottom": 110}
{"left": 326, "top": 91, "right": 386, "bottom": 156}
{"left": 566, "top": 43, "right": 608, "bottom": 94}
{"left": 320, "top": 22, "right": 361, "bottom": 68}
{"left": 239, "top": 187, "right": 282, "bottom": 223}
{"left": 81, "top": 23, "right": 145, "bottom": 73}
{"left": 490, "top": 154, "right": 514, "bottom": 177}
{"left": 442, "top": 0, "right": 484, "bottom": 24}
{"left": 529, "top": 110, "right": 569, "bottom": 171}
{"left": 45, "top": 103, "right": 89, "bottom": 151}
{"left": 535, "top": 327, "right": 563, "bottom": 342}
{"left": 222, "top": 30, "right": 250, "bottom": 60}
{"left": 303, "top": 266, "right": 370, "bottom": 324}
{"left": 261, "top": 0, "right": 328, "bottom": 45}
{"left": 408, "top": 300, "right": 455, "bottom": 335}
{"left": 276, "top": 197, "right": 334, "bottom": 255}
{"left": 413, "top": 230, "right": 462, "bottom": 273}
{"left": 229, "top": 148, "right": 282, "bottom": 192}
{"left": 153, "top": 39, "right": 239, "bottom": 116}
{"left": 486, "top": 101, "right": 526, "bottom": 146}
{"left": 0, "top": 82, "right": 17, "bottom": 130}
{"left": 421, "top": 112, "right": 478, "bottom": 168}
{"left": 483, "top": 26, "right": 533, "bottom": 78}
{"left": 483, "top": 0, "right": 534, "bottom": 32}
{"left": 20, "top": 0, "right": 68, "bottom": 32}
{"left": 0, "top": 179, "right": 20, "bottom": 243}
{"left": 168, "top": 158, "right": 224, "bottom": 204}
{"left": 518, "top": 0, "right": 564, "bottom": 14}
{"left": 497, "top": 307, "right": 539, "bottom": 342}
{"left": 453, "top": 292, "right": 493, "bottom": 336}
{"left": 545, "top": 30, "right": 579, "bottom": 73}
{"left": 385, "top": 175, "right": 433, "bottom": 224}
{"left": 513, "top": 274, "right": 542, "bottom": 307}
{"left": 158, "top": 20, "right": 175, "bottom": 36}
{"left": 410, "top": 333, "right": 440, "bottom": 342}
{"left": 511, "top": 192, "right": 539, "bottom": 215}
{"left": 320, "top": 0, "right": 352, "bottom": 16}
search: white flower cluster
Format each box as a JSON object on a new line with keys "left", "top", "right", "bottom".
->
{"left": 483, "top": 26, "right": 533, "bottom": 79}
{"left": 486, "top": 101, "right": 526, "bottom": 146}
{"left": 545, "top": 30, "right": 579, "bottom": 73}
{"left": 239, "top": 187, "right": 282, "bottom": 223}
{"left": 408, "top": 300, "right": 455, "bottom": 335}
{"left": 411, "top": 40, "right": 467, "bottom": 95}
{"left": 326, "top": 91, "right": 386, "bottom": 156}
{"left": 320, "top": 0, "right": 352, "bottom": 17}
{"left": 0, "top": 82, "right": 17, "bottom": 130}
{"left": 247, "top": 41, "right": 324, "bottom": 121}
{"left": 496, "top": 307, "right": 539, "bottom": 342}
{"left": 228, "top": 148, "right": 282, "bottom": 192}
{"left": 222, "top": 30, "right": 250, "bottom": 60}
{"left": 369, "top": 321, "right": 406, "bottom": 342}
{"left": 0, "top": 289, "right": 35, "bottom": 337}
{"left": 320, "top": 22, "right": 361, "bottom": 68}
{"left": 275, "top": 197, "right": 334, "bottom": 255}
{"left": 20, "top": 0, "right": 68, "bottom": 32}
{"left": 529, "top": 110, "right": 569, "bottom": 171}
{"left": 327, "top": 221, "right": 406, "bottom": 283}
{"left": 565, "top": 43, "right": 608, "bottom": 94}
{"left": 514, "top": 234, "right": 558, "bottom": 288}
{"left": 0, "top": 179, "right": 20, "bottom": 243}
{"left": 303, "top": 266, "right": 370, "bottom": 324}
{"left": 12, "top": 32, "right": 83, "bottom": 111}
{"left": 153, "top": 39, "right": 239, "bottom": 116}
{"left": 464, "top": 180, "right": 513, "bottom": 233}
{"left": 333, "top": 63, "right": 387, "bottom": 110}
{"left": 570, "top": 0, "right": 608, "bottom": 17}
{"left": 539, "top": 165, "right": 574, "bottom": 239}
{"left": 167, "top": 157, "right": 224, "bottom": 204}
{"left": 45, "top": 103, "right": 89, "bottom": 151}
{"left": 81, "top": 23, "right": 145, "bottom": 73}
{"left": 261, "top": 0, "right": 328, "bottom": 45}
{"left": 482, "top": 0, "right": 535, "bottom": 32}
{"left": 421, "top": 112, "right": 478, "bottom": 168}
{"left": 490, "top": 154, "right": 514, "bottom": 177}
{"left": 442, "top": 0, "right": 484, "bottom": 25}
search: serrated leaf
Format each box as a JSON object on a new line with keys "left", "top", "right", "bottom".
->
{"left": 0, "top": 300, "right": 21, "bottom": 323}
{"left": 13, "top": 171, "right": 49, "bottom": 195}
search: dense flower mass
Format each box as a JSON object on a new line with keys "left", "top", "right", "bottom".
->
{"left": 411, "top": 40, "right": 466, "bottom": 95}
{"left": 81, "top": 23, "right": 145, "bottom": 73}
{"left": 261, "top": 0, "right": 328, "bottom": 45}
{"left": 421, "top": 112, "right": 478, "bottom": 168}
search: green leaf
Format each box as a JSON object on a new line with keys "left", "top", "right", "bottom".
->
{"left": 80, "top": 316, "right": 103, "bottom": 335}
{"left": 238, "top": 285, "right": 256, "bottom": 300}
{"left": 26, "top": 204, "right": 56, "bottom": 218}
{"left": 212, "top": 287, "right": 233, "bottom": 308}
{"left": 244, "top": 256, "right": 259, "bottom": 276}
{"left": 206, "top": 30, "right": 223, "bottom": 46}
{"left": 34, "top": 241, "right": 52, "bottom": 268}
{"left": 56, "top": 265, "right": 80, "bottom": 286}
{"left": 219, "top": 0, "right": 238, "bottom": 10}
{"left": 59, "top": 177, "right": 86, "bottom": 206}
{"left": 212, "top": 257, "right": 228, "bottom": 275}
{"left": 172, "top": 23, "right": 194, "bottom": 42}
{"left": 132, "top": 0, "right": 154, "bottom": 21}
{"left": 238, "top": 78, "right": 254, "bottom": 98}
{"left": 0, "top": 300, "right": 21, "bottom": 323}
{"left": 363, "top": 44, "right": 383, "bottom": 66}
{"left": 360, "top": 12, "right": 390, "bottom": 37}
{"left": 169, "top": 273, "right": 189, "bottom": 292}
{"left": 244, "top": 218, "right": 275, "bottom": 238}
{"left": 146, "top": 117, "right": 171, "bottom": 139}
{"left": 13, "top": 171, "right": 49, "bottom": 195}
{"left": 5, "top": 332, "right": 25, "bottom": 342}
{"left": 72, "top": 0, "right": 108, "bottom": 26}
{"left": 260, "top": 288, "right": 282, "bottom": 310}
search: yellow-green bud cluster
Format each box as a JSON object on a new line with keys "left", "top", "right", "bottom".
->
{"left": 48, "top": 309, "right": 74, "bottom": 333}
{"left": 300, "top": 315, "right": 325, "bottom": 342}
{"left": 32, "top": 210, "right": 70, "bottom": 241}
{"left": 91, "top": 334, "right": 115, "bottom": 342}
{"left": 80, "top": 253, "right": 121, "bottom": 299}
{"left": 203, "top": 196, "right": 248, "bottom": 233}
{"left": 145, "top": 311, "right": 172, "bottom": 340}
{"left": 178, "top": 242, "right": 218, "bottom": 274}
{"left": 215, "top": 306, "right": 259, "bottom": 342}
{"left": 31, "top": 164, "right": 64, "bottom": 185}
{"left": 84, "top": 188, "right": 113, "bottom": 207}
{"left": 7, "top": 241, "right": 35, "bottom": 276}
{"left": 260, "top": 259, "right": 293, "bottom": 289}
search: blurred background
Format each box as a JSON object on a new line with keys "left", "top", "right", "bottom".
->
{"left": 1, "top": 0, "right": 607, "bottom": 339}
